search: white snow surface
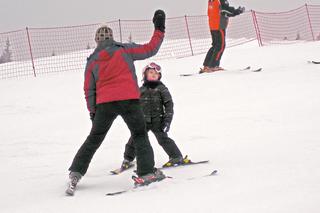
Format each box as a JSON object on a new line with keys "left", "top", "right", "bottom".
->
{"left": 1, "top": 41, "right": 320, "bottom": 213}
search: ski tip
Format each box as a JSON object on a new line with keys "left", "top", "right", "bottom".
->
{"left": 253, "top": 68, "right": 263, "bottom": 72}
{"left": 180, "top": 74, "right": 194, "bottom": 77}
{"left": 106, "top": 191, "right": 126, "bottom": 196}
{"left": 308, "top": 61, "right": 320, "bottom": 64}
{"left": 189, "top": 160, "right": 210, "bottom": 164}
{"left": 210, "top": 170, "right": 218, "bottom": 176}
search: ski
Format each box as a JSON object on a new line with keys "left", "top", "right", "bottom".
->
{"left": 105, "top": 170, "right": 218, "bottom": 196}
{"left": 308, "top": 61, "right": 320, "bottom": 64}
{"left": 106, "top": 175, "right": 167, "bottom": 196}
{"left": 187, "top": 169, "right": 218, "bottom": 180}
{"left": 110, "top": 163, "right": 135, "bottom": 175}
{"left": 180, "top": 67, "right": 248, "bottom": 76}
{"left": 180, "top": 66, "right": 262, "bottom": 77}
{"left": 251, "top": 67, "right": 263, "bottom": 72}
{"left": 134, "top": 158, "right": 209, "bottom": 173}
{"left": 105, "top": 184, "right": 154, "bottom": 196}
{"left": 114, "top": 157, "right": 209, "bottom": 175}
{"left": 161, "top": 160, "right": 209, "bottom": 170}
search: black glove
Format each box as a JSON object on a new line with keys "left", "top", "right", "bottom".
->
{"left": 153, "top": 10, "right": 166, "bottom": 32}
{"left": 90, "top": 112, "right": 95, "bottom": 122}
{"left": 162, "top": 122, "right": 171, "bottom": 133}
{"left": 235, "top": 6, "right": 245, "bottom": 15}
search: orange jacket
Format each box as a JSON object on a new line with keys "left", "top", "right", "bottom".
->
{"left": 208, "top": 0, "right": 238, "bottom": 30}
{"left": 208, "top": 0, "right": 222, "bottom": 30}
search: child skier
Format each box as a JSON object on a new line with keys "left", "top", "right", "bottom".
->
{"left": 119, "top": 62, "right": 190, "bottom": 171}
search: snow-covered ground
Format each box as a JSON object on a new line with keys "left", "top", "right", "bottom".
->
{"left": 1, "top": 41, "right": 320, "bottom": 213}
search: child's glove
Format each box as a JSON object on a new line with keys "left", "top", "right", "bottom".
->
{"left": 162, "top": 122, "right": 171, "bottom": 133}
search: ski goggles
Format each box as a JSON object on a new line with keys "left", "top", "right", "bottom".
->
{"left": 144, "top": 62, "right": 162, "bottom": 73}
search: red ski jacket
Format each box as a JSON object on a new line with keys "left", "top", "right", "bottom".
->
{"left": 84, "top": 30, "right": 164, "bottom": 113}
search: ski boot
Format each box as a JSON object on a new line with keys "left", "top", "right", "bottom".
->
{"left": 213, "top": 67, "right": 225, "bottom": 71}
{"left": 208, "top": 66, "right": 224, "bottom": 72}
{"left": 132, "top": 168, "right": 166, "bottom": 187}
{"left": 200, "top": 66, "right": 224, "bottom": 74}
{"left": 199, "top": 66, "right": 211, "bottom": 74}
{"left": 65, "top": 172, "right": 82, "bottom": 196}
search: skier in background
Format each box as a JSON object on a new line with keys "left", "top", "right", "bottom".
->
{"left": 66, "top": 10, "right": 167, "bottom": 195}
{"left": 201, "top": 0, "right": 245, "bottom": 73}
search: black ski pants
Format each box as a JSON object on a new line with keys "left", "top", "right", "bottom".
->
{"left": 203, "top": 29, "right": 226, "bottom": 68}
{"left": 69, "top": 100, "right": 155, "bottom": 176}
{"left": 124, "top": 117, "right": 182, "bottom": 162}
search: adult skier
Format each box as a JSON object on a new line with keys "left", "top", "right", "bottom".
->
{"left": 201, "top": 0, "right": 245, "bottom": 73}
{"left": 66, "top": 10, "right": 167, "bottom": 195}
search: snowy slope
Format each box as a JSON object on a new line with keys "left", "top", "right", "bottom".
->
{"left": 1, "top": 41, "right": 320, "bottom": 213}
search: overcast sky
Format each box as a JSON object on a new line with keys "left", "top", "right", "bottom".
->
{"left": 1, "top": 0, "right": 319, "bottom": 32}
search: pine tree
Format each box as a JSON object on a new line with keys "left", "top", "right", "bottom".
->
{"left": 0, "top": 38, "right": 12, "bottom": 64}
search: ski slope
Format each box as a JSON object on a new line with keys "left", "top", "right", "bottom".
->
{"left": 1, "top": 41, "right": 320, "bottom": 213}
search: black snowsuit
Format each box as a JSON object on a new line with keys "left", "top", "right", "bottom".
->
{"left": 124, "top": 81, "right": 182, "bottom": 162}
{"left": 204, "top": 0, "right": 242, "bottom": 68}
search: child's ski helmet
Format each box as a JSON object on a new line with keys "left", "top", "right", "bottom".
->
{"left": 142, "top": 62, "right": 162, "bottom": 81}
